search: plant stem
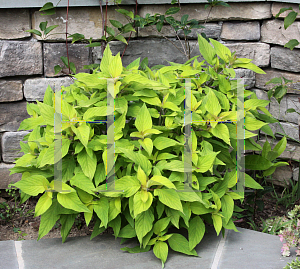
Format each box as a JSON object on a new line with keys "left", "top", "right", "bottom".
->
{"left": 65, "top": 0, "right": 71, "bottom": 74}
{"left": 99, "top": 0, "right": 105, "bottom": 57}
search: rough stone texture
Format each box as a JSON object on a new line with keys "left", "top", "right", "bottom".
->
{"left": 44, "top": 43, "right": 91, "bottom": 77}
{"left": 0, "top": 102, "right": 29, "bottom": 132}
{"left": 32, "top": 6, "right": 134, "bottom": 41}
{"left": 256, "top": 69, "right": 300, "bottom": 94}
{"left": 221, "top": 22, "right": 260, "bottom": 41}
{"left": 24, "top": 77, "right": 73, "bottom": 101}
{"left": 271, "top": 46, "right": 300, "bottom": 72}
{"left": 286, "top": 96, "right": 300, "bottom": 125}
{"left": 269, "top": 96, "right": 287, "bottom": 122}
{"left": 0, "top": 9, "right": 31, "bottom": 39}
{"left": 94, "top": 39, "right": 199, "bottom": 67}
{"left": 0, "top": 163, "right": 21, "bottom": 189}
{"left": 139, "top": 3, "right": 272, "bottom": 22}
{"left": 272, "top": 3, "right": 300, "bottom": 19}
{"left": 138, "top": 23, "right": 221, "bottom": 39}
{"left": 294, "top": 167, "right": 299, "bottom": 181}
{"left": 268, "top": 166, "right": 293, "bottom": 187}
{"left": 262, "top": 122, "right": 299, "bottom": 142}
{"left": 0, "top": 41, "right": 43, "bottom": 78}
{"left": 0, "top": 80, "right": 23, "bottom": 102}
{"left": 258, "top": 139, "right": 300, "bottom": 161}
{"left": 261, "top": 20, "right": 300, "bottom": 49}
{"left": 235, "top": 69, "right": 255, "bottom": 89}
{"left": 1, "top": 131, "right": 29, "bottom": 163}
{"left": 225, "top": 43, "right": 270, "bottom": 67}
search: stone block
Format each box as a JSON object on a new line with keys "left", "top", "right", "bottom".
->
{"left": 1, "top": 131, "right": 29, "bottom": 163}
{"left": 44, "top": 43, "right": 91, "bottom": 77}
{"left": 261, "top": 20, "right": 300, "bottom": 49}
{"left": 0, "top": 80, "right": 23, "bottom": 102}
{"left": 0, "top": 102, "right": 29, "bottom": 132}
{"left": 94, "top": 39, "right": 199, "bottom": 67}
{"left": 262, "top": 122, "right": 299, "bottom": 142}
{"left": 286, "top": 96, "right": 300, "bottom": 125}
{"left": 252, "top": 89, "right": 270, "bottom": 109}
{"left": 32, "top": 6, "right": 134, "bottom": 41}
{"left": 294, "top": 167, "right": 299, "bottom": 181}
{"left": 226, "top": 43, "right": 270, "bottom": 67}
{"left": 138, "top": 23, "right": 221, "bottom": 39}
{"left": 269, "top": 96, "right": 287, "bottom": 122}
{"left": 255, "top": 69, "right": 300, "bottom": 94}
{"left": 235, "top": 69, "right": 255, "bottom": 89}
{"left": 0, "top": 9, "right": 30, "bottom": 39}
{"left": 0, "top": 41, "right": 43, "bottom": 78}
{"left": 271, "top": 46, "right": 300, "bottom": 72}
{"left": 268, "top": 166, "right": 293, "bottom": 187}
{"left": 24, "top": 77, "right": 73, "bottom": 101}
{"left": 139, "top": 3, "right": 271, "bottom": 22}
{"left": 0, "top": 163, "right": 21, "bottom": 189}
{"left": 272, "top": 3, "right": 300, "bottom": 19}
{"left": 221, "top": 22, "right": 260, "bottom": 41}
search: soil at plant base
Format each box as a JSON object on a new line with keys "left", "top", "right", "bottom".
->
{"left": 0, "top": 183, "right": 298, "bottom": 241}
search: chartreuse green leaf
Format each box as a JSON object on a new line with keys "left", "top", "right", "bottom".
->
{"left": 60, "top": 214, "right": 77, "bottom": 243}
{"left": 138, "top": 138, "right": 153, "bottom": 156}
{"left": 71, "top": 123, "right": 90, "bottom": 147}
{"left": 115, "top": 176, "right": 140, "bottom": 197}
{"left": 135, "top": 104, "right": 152, "bottom": 133}
{"left": 13, "top": 175, "right": 49, "bottom": 196}
{"left": 210, "top": 38, "right": 231, "bottom": 62}
{"left": 57, "top": 192, "right": 91, "bottom": 213}
{"left": 212, "top": 214, "right": 223, "bottom": 236}
{"left": 93, "top": 197, "right": 109, "bottom": 228}
{"left": 118, "top": 224, "right": 136, "bottom": 238}
{"left": 195, "top": 152, "right": 219, "bottom": 173}
{"left": 221, "top": 194, "right": 234, "bottom": 224}
{"left": 101, "top": 43, "right": 113, "bottom": 76}
{"left": 70, "top": 172, "right": 95, "bottom": 195}
{"left": 37, "top": 101, "right": 54, "bottom": 126}
{"left": 245, "top": 116, "right": 267, "bottom": 131}
{"left": 35, "top": 192, "right": 53, "bottom": 217}
{"left": 77, "top": 148, "right": 97, "bottom": 180}
{"left": 108, "top": 52, "right": 123, "bottom": 77}
{"left": 210, "top": 124, "right": 231, "bottom": 145}
{"left": 147, "top": 176, "right": 176, "bottom": 189}
{"left": 83, "top": 107, "right": 107, "bottom": 120}
{"left": 244, "top": 173, "right": 263, "bottom": 189}
{"left": 153, "top": 217, "right": 171, "bottom": 235}
{"left": 198, "top": 34, "right": 215, "bottom": 65}
{"left": 153, "top": 241, "right": 168, "bottom": 268}
{"left": 121, "top": 245, "right": 151, "bottom": 253}
{"left": 205, "top": 90, "right": 221, "bottom": 117}
{"left": 135, "top": 209, "right": 154, "bottom": 244}
{"left": 188, "top": 216, "right": 205, "bottom": 251}
{"left": 271, "top": 136, "right": 287, "bottom": 161}
{"left": 134, "top": 191, "right": 153, "bottom": 217}
{"left": 153, "top": 137, "right": 180, "bottom": 150}
{"left": 168, "top": 233, "right": 198, "bottom": 256}
{"left": 154, "top": 189, "right": 183, "bottom": 213}
{"left": 244, "top": 155, "right": 273, "bottom": 171}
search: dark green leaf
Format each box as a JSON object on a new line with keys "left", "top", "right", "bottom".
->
{"left": 40, "top": 2, "right": 55, "bottom": 11}
{"left": 54, "top": 65, "right": 62, "bottom": 75}
{"left": 110, "top": 19, "right": 123, "bottom": 29}
{"left": 68, "top": 33, "right": 85, "bottom": 43}
{"left": 275, "top": 7, "right": 293, "bottom": 18}
{"left": 39, "top": 21, "right": 48, "bottom": 31}
{"left": 284, "top": 11, "right": 298, "bottom": 29}
{"left": 25, "top": 29, "right": 42, "bottom": 37}
{"left": 284, "top": 39, "right": 300, "bottom": 50}
{"left": 165, "top": 7, "right": 180, "bottom": 15}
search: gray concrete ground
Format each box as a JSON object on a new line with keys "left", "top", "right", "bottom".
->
{"left": 0, "top": 227, "right": 297, "bottom": 269}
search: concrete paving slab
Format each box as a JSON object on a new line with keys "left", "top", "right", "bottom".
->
{"left": 0, "top": 240, "right": 19, "bottom": 269}
{"left": 0, "top": 227, "right": 297, "bottom": 269}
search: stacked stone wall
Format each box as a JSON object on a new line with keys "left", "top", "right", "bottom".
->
{"left": 0, "top": 2, "right": 299, "bottom": 188}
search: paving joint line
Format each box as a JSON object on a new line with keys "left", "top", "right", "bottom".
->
{"left": 14, "top": 241, "right": 24, "bottom": 269}
{"left": 211, "top": 229, "right": 229, "bottom": 269}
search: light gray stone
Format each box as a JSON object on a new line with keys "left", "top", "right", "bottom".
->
{"left": 252, "top": 89, "right": 270, "bottom": 109}
{"left": 0, "top": 80, "right": 23, "bottom": 102}
{"left": 271, "top": 46, "right": 300, "bottom": 72}
{"left": 226, "top": 43, "right": 270, "bottom": 67}
{"left": 257, "top": 138, "right": 300, "bottom": 161}
{"left": 261, "top": 20, "right": 300, "bottom": 49}
{"left": 178, "top": 23, "right": 222, "bottom": 39}
{"left": 268, "top": 166, "right": 293, "bottom": 187}
{"left": 0, "top": 102, "right": 29, "bottom": 132}
{"left": 272, "top": 2, "right": 300, "bottom": 19}
{"left": 32, "top": 6, "right": 134, "bottom": 41}
{"left": 255, "top": 69, "right": 300, "bottom": 94}
{"left": 294, "top": 167, "right": 299, "bottom": 181}
{"left": 221, "top": 21, "right": 260, "bottom": 41}
{"left": 44, "top": 43, "right": 91, "bottom": 77}
{"left": 0, "top": 9, "right": 31, "bottom": 39}
{"left": 235, "top": 69, "right": 255, "bottom": 89}
{"left": 0, "top": 41, "right": 43, "bottom": 78}
{"left": 139, "top": 3, "right": 271, "bottom": 22}
{"left": 269, "top": 96, "right": 287, "bottom": 122}
{"left": 1, "top": 131, "right": 29, "bottom": 163}
{"left": 24, "top": 77, "right": 73, "bottom": 101}
{"left": 286, "top": 96, "right": 300, "bottom": 125}
{"left": 0, "top": 163, "right": 21, "bottom": 189}
{"left": 262, "top": 122, "right": 299, "bottom": 142}
{"left": 94, "top": 39, "right": 199, "bottom": 67}
{"left": 138, "top": 25, "right": 177, "bottom": 38}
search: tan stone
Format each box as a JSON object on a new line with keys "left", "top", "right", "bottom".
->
{"left": 272, "top": 2, "right": 300, "bottom": 19}
{"left": 267, "top": 166, "right": 293, "bottom": 187}
{"left": 221, "top": 21, "right": 260, "bottom": 41}
{"left": 139, "top": 3, "right": 271, "bottom": 22}
{"left": 0, "top": 9, "right": 30, "bottom": 39}
{"left": 0, "top": 80, "right": 23, "bottom": 102}
{"left": 0, "top": 163, "right": 21, "bottom": 189}
{"left": 32, "top": 6, "right": 134, "bottom": 41}
{"left": 261, "top": 20, "right": 300, "bottom": 49}
{"left": 225, "top": 43, "right": 270, "bottom": 67}
{"left": 271, "top": 46, "right": 300, "bottom": 72}
{"left": 255, "top": 69, "right": 300, "bottom": 94}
